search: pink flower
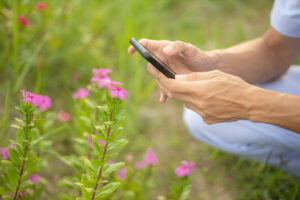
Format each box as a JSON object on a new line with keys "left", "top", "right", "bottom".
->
{"left": 35, "top": 2, "right": 47, "bottom": 11}
{"left": 73, "top": 88, "right": 89, "bottom": 99}
{"left": 97, "top": 79, "right": 123, "bottom": 90}
{"left": 58, "top": 111, "right": 71, "bottom": 122}
{"left": 29, "top": 174, "right": 39, "bottom": 185}
{"left": 116, "top": 166, "right": 127, "bottom": 180}
{"left": 110, "top": 87, "right": 127, "bottom": 101}
{"left": 21, "top": 90, "right": 52, "bottom": 111}
{"left": 174, "top": 161, "right": 196, "bottom": 178}
{"left": 38, "top": 96, "right": 52, "bottom": 111}
{"left": 90, "top": 68, "right": 112, "bottom": 82}
{"left": 134, "top": 148, "right": 158, "bottom": 169}
{"left": 17, "top": 15, "right": 31, "bottom": 27}
{"left": 88, "top": 138, "right": 105, "bottom": 149}
{"left": 0, "top": 147, "right": 8, "bottom": 160}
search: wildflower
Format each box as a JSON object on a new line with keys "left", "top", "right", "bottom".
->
{"left": 17, "top": 16, "right": 31, "bottom": 27}
{"left": 0, "top": 147, "right": 9, "bottom": 160}
{"left": 97, "top": 79, "right": 123, "bottom": 90}
{"left": 29, "top": 174, "right": 39, "bottom": 185}
{"left": 58, "top": 111, "right": 71, "bottom": 122}
{"left": 35, "top": 2, "right": 47, "bottom": 11}
{"left": 21, "top": 90, "right": 52, "bottom": 111}
{"left": 174, "top": 161, "right": 196, "bottom": 178}
{"left": 87, "top": 138, "right": 105, "bottom": 149}
{"left": 73, "top": 88, "right": 89, "bottom": 99}
{"left": 38, "top": 96, "right": 52, "bottom": 111}
{"left": 90, "top": 68, "right": 112, "bottom": 83}
{"left": 134, "top": 148, "right": 158, "bottom": 169}
{"left": 116, "top": 166, "right": 127, "bottom": 180}
{"left": 110, "top": 87, "right": 127, "bottom": 101}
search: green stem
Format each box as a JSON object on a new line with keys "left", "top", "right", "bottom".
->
{"left": 91, "top": 109, "right": 113, "bottom": 200}
{"left": 13, "top": 111, "right": 32, "bottom": 199}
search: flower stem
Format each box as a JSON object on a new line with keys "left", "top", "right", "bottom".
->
{"left": 13, "top": 111, "right": 31, "bottom": 200}
{"left": 91, "top": 109, "right": 113, "bottom": 200}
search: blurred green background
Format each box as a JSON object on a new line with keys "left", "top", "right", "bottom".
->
{"left": 1, "top": 0, "right": 300, "bottom": 199}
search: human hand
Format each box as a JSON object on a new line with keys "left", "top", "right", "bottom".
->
{"left": 128, "top": 39, "right": 211, "bottom": 103}
{"left": 147, "top": 65, "right": 257, "bottom": 124}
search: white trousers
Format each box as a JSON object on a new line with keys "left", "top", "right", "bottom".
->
{"left": 183, "top": 66, "right": 300, "bottom": 177}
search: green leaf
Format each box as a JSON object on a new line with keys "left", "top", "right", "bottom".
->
{"left": 102, "top": 162, "right": 125, "bottom": 177}
{"left": 15, "top": 106, "right": 24, "bottom": 115}
{"left": 179, "top": 184, "right": 191, "bottom": 200}
{"left": 108, "top": 139, "right": 128, "bottom": 151}
{"left": 83, "top": 158, "right": 95, "bottom": 178}
{"left": 8, "top": 147, "right": 19, "bottom": 164}
{"left": 92, "top": 135, "right": 104, "bottom": 158}
{"left": 11, "top": 124, "right": 22, "bottom": 129}
{"left": 95, "top": 182, "right": 121, "bottom": 199}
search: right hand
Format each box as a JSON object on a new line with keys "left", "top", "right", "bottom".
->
{"left": 128, "top": 39, "right": 211, "bottom": 103}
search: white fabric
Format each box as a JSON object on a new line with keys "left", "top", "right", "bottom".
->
{"left": 183, "top": 66, "right": 300, "bottom": 177}
{"left": 271, "top": 0, "right": 300, "bottom": 38}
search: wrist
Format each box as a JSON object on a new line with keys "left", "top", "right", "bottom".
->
{"left": 205, "top": 50, "right": 222, "bottom": 71}
{"left": 247, "top": 87, "right": 283, "bottom": 123}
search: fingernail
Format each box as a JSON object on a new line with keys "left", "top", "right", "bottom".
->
{"left": 175, "top": 74, "right": 186, "bottom": 80}
{"left": 163, "top": 46, "right": 174, "bottom": 54}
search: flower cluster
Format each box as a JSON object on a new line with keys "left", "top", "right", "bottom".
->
{"left": 21, "top": 90, "right": 52, "bottom": 111}
{"left": 134, "top": 148, "right": 158, "bottom": 169}
{"left": 174, "top": 161, "right": 196, "bottom": 178}
{"left": 17, "top": 16, "right": 31, "bottom": 27}
{"left": 90, "top": 68, "right": 127, "bottom": 101}
{"left": 17, "top": 2, "right": 47, "bottom": 27}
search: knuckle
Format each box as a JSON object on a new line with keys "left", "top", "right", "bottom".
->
{"left": 167, "top": 92, "right": 174, "bottom": 99}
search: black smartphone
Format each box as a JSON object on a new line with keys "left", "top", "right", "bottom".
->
{"left": 130, "top": 37, "right": 176, "bottom": 79}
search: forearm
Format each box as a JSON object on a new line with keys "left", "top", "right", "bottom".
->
{"left": 248, "top": 87, "right": 300, "bottom": 134}
{"left": 205, "top": 28, "right": 300, "bottom": 84}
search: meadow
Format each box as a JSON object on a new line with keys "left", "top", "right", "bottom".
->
{"left": 1, "top": 0, "right": 300, "bottom": 199}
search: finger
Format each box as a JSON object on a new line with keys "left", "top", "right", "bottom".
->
{"left": 147, "top": 64, "right": 193, "bottom": 94}
{"left": 159, "top": 90, "right": 168, "bottom": 103}
{"left": 128, "top": 45, "right": 136, "bottom": 54}
{"left": 163, "top": 41, "right": 197, "bottom": 57}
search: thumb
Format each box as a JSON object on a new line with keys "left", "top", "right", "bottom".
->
{"left": 163, "top": 41, "right": 197, "bottom": 57}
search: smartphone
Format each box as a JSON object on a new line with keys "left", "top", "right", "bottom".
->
{"left": 130, "top": 37, "right": 176, "bottom": 79}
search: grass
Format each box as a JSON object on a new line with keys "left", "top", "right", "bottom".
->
{"left": 1, "top": 0, "right": 300, "bottom": 199}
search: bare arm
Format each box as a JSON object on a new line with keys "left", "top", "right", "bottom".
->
{"left": 207, "top": 27, "right": 300, "bottom": 83}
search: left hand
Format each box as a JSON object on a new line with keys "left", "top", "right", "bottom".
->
{"left": 147, "top": 64, "right": 257, "bottom": 124}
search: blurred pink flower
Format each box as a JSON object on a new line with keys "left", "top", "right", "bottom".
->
{"left": 88, "top": 138, "right": 105, "bottom": 149}
{"left": 116, "top": 166, "right": 127, "bottom": 180}
{"left": 29, "top": 174, "right": 39, "bottom": 185}
{"left": 58, "top": 111, "right": 71, "bottom": 122}
{"left": 134, "top": 148, "right": 158, "bottom": 169}
{"left": 0, "top": 147, "right": 8, "bottom": 160}
{"left": 97, "top": 79, "right": 123, "bottom": 90}
{"left": 73, "top": 88, "right": 89, "bottom": 99}
{"left": 21, "top": 90, "right": 52, "bottom": 111}
{"left": 110, "top": 87, "right": 127, "bottom": 101}
{"left": 35, "top": 2, "right": 47, "bottom": 11}
{"left": 91, "top": 68, "right": 112, "bottom": 82}
{"left": 174, "top": 161, "right": 196, "bottom": 178}
{"left": 17, "top": 15, "right": 31, "bottom": 27}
